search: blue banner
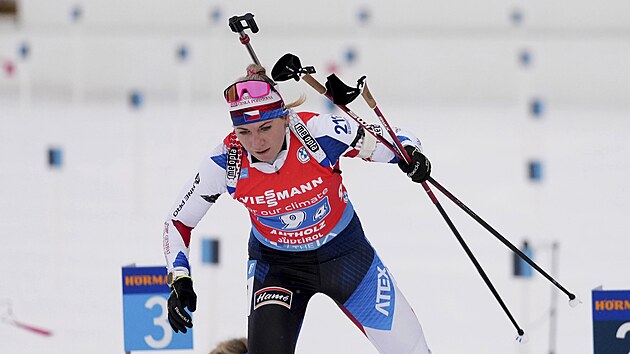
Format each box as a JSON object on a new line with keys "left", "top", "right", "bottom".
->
{"left": 122, "top": 266, "right": 193, "bottom": 351}
{"left": 593, "top": 289, "right": 630, "bottom": 354}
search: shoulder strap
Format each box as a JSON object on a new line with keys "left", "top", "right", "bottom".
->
{"left": 287, "top": 109, "right": 331, "bottom": 167}
{"left": 224, "top": 132, "right": 243, "bottom": 196}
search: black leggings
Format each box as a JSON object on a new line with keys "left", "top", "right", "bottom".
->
{"left": 247, "top": 213, "right": 374, "bottom": 354}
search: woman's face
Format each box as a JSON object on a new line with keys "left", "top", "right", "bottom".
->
{"left": 234, "top": 116, "right": 288, "bottom": 163}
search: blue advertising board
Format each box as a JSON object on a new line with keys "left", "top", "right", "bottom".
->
{"left": 593, "top": 289, "right": 630, "bottom": 354}
{"left": 122, "top": 266, "right": 193, "bottom": 351}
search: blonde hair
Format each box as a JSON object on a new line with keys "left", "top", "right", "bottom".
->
{"left": 209, "top": 337, "right": 248, "bottom": 354}
{"left": 238, "top": 64, "right": 306, "bottom": 109}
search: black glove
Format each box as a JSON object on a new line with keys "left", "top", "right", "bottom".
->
{"left": 167, "top": 276, "right": 197, "bottom": 333}
{"left": 398, "top": 145, "right": 431, "bottom": 183}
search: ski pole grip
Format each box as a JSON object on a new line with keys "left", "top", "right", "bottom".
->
{"left": 302, "top": 74, "right": 327, "bottom": 95}
{"left": 228, "top": 13, "right": 258, "bottom": 33}
{"left": 228, "top": 13, "right": 261, "bottom": 65}
{"left": 361, "top": 84, "right": 378, "bottom": 109}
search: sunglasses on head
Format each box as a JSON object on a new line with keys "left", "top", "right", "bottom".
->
{"left": 224, "top": 80, "right": 276, "bottom": 103}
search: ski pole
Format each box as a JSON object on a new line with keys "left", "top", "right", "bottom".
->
{"left": 330, "top": 74, "right": 529, "bottom": 338}
{"left": 332, "top": 74, "right": 529, "bottom": 338}
{"left": 330, "top": 73, "right": 578, "bottom": 306}
{"left": 426, "top": 177, "right": 578, "bottom": 303}
{"left": 428, "top": 195, "right": 525, "bottom": 338}
{"left": 228, "top": 13, "right": 261, "bottom": 65}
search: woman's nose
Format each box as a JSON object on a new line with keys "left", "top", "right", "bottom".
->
{"left": 252, "top": 132, "right": 265, "bottom": 146}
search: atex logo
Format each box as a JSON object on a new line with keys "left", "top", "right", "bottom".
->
{"left": 375, "top": 266, "right": 392, "bottom": 316}
{"left": 254, "top": 287, "right": 293, "bottom": 310}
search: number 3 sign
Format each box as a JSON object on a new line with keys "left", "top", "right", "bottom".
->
{"left": 122, "top": 266, "right": 193, "bottom": 351}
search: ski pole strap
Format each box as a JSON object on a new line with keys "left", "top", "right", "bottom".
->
{"left": 325, "top": 74, "right": 363, "bottom": 105}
